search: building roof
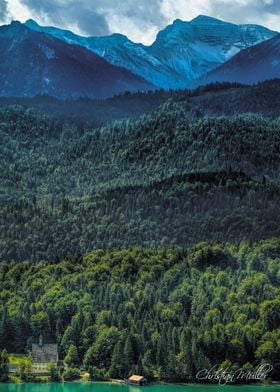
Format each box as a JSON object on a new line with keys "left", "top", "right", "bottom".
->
{"left": 128, "top": 375, "right": 145, "bottom": 382}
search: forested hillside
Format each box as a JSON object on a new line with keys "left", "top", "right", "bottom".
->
{"left": 0, "top": 79, "right": 279, "bottom": 383}
{"left": 1, "top": 171, "right": 280, "bottom": 262}
{"left": 0, "top": 240, "right": 279, "bottom": 380}
{"left": 1, "top": 81, "right": 280, "bottom": 261}
{"left": 2, "top": 92, "right": 280, "bottom": 200}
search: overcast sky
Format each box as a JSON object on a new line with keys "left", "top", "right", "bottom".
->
{"left": 1, "top": 0, "right": 280, "bottom": 44}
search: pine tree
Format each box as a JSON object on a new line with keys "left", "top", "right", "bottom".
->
{"left": 124, "top": 335, "right": 134, "bottom": 374}
{"left": 64, "top": 344, "right": 79, "bottom": 367}
{"left": 0, "top": 350, "right": 9, "bottom": 382}
{"left": 108, "top": 339, "right": 125, "bottom": 378}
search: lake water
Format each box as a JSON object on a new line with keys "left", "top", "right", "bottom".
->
{"left": 0, "top": 383, "right": 279, "bottom": 392}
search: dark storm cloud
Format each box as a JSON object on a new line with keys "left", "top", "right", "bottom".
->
{"left": 20, "top": 0, "right": 167, "bottom": 37}
{"left": 208, "top": 0, "right": 280, "bottom": 28}
{"left": 262, "top": 0, "right": 280, "bottom": 14}
{"left": 0, "top": 0, "right": 8, "bottom": 22}
{"left": 105, "top": 0, "right": 164, "bottom": 24}
{"left": 21, "top": 0, "right": 110, "bottom": 36}
{"left": 10, "top": 0, "right": 280, "bottom": 42}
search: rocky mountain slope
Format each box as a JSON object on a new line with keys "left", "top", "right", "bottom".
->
{"left": 26, "top": 16, "right": 277, "bottom": 88}
{"left": 0, "top": 21, "right": 154, "bottom": 99}
{"left": 195, "top": 33, "right": 280, "bottom": 85}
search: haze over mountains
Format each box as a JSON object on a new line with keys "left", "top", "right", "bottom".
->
{"left": 0, "top": 16, "right": 279, "bottom": 98}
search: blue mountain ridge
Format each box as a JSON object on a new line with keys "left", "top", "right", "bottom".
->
{"left": 25, "top": 16, "right": 278, "bottom": 89}
{"left": 194, "top": 32, "right": 280, "bottom": 86}
{"left": 0, "top": 21, "right": 154, "bottom": 99}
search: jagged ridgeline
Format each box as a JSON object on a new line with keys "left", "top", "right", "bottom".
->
{"left": 1, "top": 80, "right": 280, "bottom": 262}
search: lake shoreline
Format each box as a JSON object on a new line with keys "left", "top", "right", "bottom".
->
{"left": 2, "top": 380, "right": 280, "bottom": 386}
{"left": 1, "top": 380, "right": 280, "bottom": 392}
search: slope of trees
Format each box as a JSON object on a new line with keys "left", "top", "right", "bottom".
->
{"left": 0, "top": 96, "right": 280, "bottom": 261}
{"left": 0, "top": 81, "right": 279, "bottom": 383}
{"left": 0, "top": 239, "right": 279, "bottom": 381}
{"left": 1, "top": 101, "right": 280, "bottom": 202}
{"left": 1, "top": 171, "right": 280, "bottom": 262}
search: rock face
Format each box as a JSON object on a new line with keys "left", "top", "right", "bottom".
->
{"left": 0, "top": 22, "right": 154, "bottom": 99}
{"left": 196, "top": 33, "right": 280, "bottom": 85}
{"left": 26, "top": 16, "right": 277, "bottom": 89}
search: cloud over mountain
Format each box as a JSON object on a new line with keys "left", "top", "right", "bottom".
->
{"left": 0, "top": 0, "right": 8, "bottom": 22}
{"left": 4, "top": 0, "right": 280, "bottom": 44}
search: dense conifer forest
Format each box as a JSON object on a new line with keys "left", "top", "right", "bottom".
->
{"left": 1, "top": 81, "right": 280, "bottom": 261}
{"left": 0, "top": 240, "right": 279, "bottom": 380}
{"left": 0, "top": 80, "right": 279, "bottom": 382}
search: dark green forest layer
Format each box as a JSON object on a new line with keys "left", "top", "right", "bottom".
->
{"left": 3, "top": 81, "right": 280, "bottom": 201}
{"left": 0, "top": 240, "right": 279, "bottom": 380}
{"left": 2, "top": 172, "right": 280, "bottom": 262}
{"left": 0, "top": 81, "right": 280, "bottom": 382}
{"left": 1, "top": 81, "right": 280, "bottom": 261}
{"left": 2, "top": 107, "right": 280, "bottom": 200}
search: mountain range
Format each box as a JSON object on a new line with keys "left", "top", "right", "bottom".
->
{"left": 26, "top": 16, "right": 277, "bottom": 89}
{"left": 0, "top": 21, "right": 153, "bottom": 99}
{"left": 196, "top": 33, "right": 280, "bottom": 85}
{"left": 0, "top": 16, "right": 279, "bottom": 98}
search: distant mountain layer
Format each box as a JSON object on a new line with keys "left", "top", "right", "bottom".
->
{"left": 25, "top": 16, "right": 278, "bottom": 89}
{"left": 0, "top": 22, "right": 153, "bottom": 99}
{"left": 195, "top": 33, "right": 280, "bottom": 85}
{"left": 1, "top": 80, "right": 280, "bottom": 124}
